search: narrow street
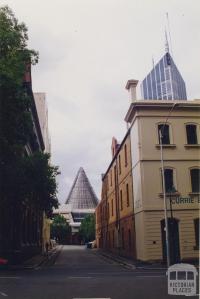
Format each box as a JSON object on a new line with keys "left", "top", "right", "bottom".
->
{"left": 0, "top": 245, "right": 196, "bottom": 299}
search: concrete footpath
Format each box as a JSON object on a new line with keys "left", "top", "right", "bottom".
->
{"left": 94, "top": 249, "right": 199, "bottom": 270}
{"left": 0, "top": 245, "right": 63, "bottom": 270}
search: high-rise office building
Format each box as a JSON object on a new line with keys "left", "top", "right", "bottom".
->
{"left": 140, "top": 51, "right": 187, "bottom": 100}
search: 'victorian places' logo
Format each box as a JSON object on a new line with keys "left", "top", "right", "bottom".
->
{"left": 167, "top": 263, "right": 198, "bottom": 296}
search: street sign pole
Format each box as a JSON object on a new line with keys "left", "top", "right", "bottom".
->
{"left": 159, "top": 129, "right": 171, "bottom": 268}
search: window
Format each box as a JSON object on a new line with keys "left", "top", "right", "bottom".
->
{"left": 186, "top": 124, "right": 198, "bottom": 144}
{"left": 107, "top": 203, "right": 109, "bottom": 218}
{"left": 190, "top": 169, "right": 200, "bottom": 192}
{"left": 110, "top": 170, "right": 112, "bottom": 186}
{"left": 126, "top": 183, "right": 130, "bottom": 207}
{"left": 111, "top": 198, "right": 113, "bottom": 216}
{"left": 194, "top": 219, "right": 199, "bottom": 249}
{"left": 119, "top": 155, "right": 121, "bottom": 174}
{"left": 162, "top": 168, "right": 174, "bottom": 193}
{"left": 121, "top": 227, "right": 125, "bottom": 249}
{"left": 120, "top": 190, "right": 123, "bottom": 210}
{"left": 158, "top": 124, "right": 170, "bottom": 144}
{"left": 128, "top": 229, "right": 131, "bottom": 250}
{"left": 124, "top": 144, "right": 128, "bottom": 167}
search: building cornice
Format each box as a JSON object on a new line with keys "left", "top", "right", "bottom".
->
{"left": 124, "top": 100, "right": 200, "bottom": 123}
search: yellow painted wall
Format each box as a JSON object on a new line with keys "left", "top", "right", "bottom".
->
{"left": 136, "top": 210, "right": 199, "bottom": 261}
{"left": 130, "top": 101, "right": 200, "bottom": 262}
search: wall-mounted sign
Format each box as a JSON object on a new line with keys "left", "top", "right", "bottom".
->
{"left": 171, "top": 197, "right": 200, "bottom": 205}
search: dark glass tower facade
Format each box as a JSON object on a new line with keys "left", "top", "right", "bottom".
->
{"left": 140, "top": 52, "right": 187, "bottom": 100}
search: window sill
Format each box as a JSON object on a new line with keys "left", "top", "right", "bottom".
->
{"left": 184, "top": 144, "right": 200, "bottom": 148}
{"left": 159, "top": 192, "right": 180, "bottom": 198}
{"left": 156, "top": 144, "right": 176, "bottom": 149}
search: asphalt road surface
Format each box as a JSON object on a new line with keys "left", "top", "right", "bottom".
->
{"left": 0, "top": 245, "right": 198, "bottom": 299}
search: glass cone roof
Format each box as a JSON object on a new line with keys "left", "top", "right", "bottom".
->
{"left": 65, "top": 167, "right": 98, "bottom": 209}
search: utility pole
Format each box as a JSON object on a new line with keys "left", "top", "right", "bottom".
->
{"left": 159, "top": 102, "right": 178, "bottom": 268}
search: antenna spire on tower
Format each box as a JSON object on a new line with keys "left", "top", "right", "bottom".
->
{"left": 152, "top": 55, "right": 155, "bottom": 68}
{"left": 165, "top": 29, "right": 170, "bottom": 53}
{"left": 166, "top": 12, "right": 173, "bottom": 56}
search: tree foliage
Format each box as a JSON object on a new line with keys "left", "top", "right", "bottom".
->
{"left": 50, "top": 215, "right": 71, "bottom": 244}
{"left": 19, "top": 152, "right": 59, "bottom": 216}
{"left": 0, "top": 6, "right": 38, "bottom": 160}
{"left": 0, "top": 6, "right": 38, "bottom": 86}
{"left": 79, "top": 214, "right": 96, "bottom": 243}
{"left": 0, "top": 6, "right": 59, "bottom": 215}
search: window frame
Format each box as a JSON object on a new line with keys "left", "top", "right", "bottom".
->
{"left": 124, "top": 144, "right": 128, "bottom": 167}
{"left": 156, "top": 122, "right": 175, "bottom": 147}
{"left": 120, "top": 189, "right": 123, "bottom": 210}
{"left": 126, "top": 183, "right": 130, "bottom": 207}
{"left": 158, "top": 123, "right": 171, "bottom": 145}
{"left": 185, "top": 123, "right": 199, "bottom": 145}
{"left": 190, "top": 167, "right": 200, "bottom": 193}
{"left": 118, "top": 155, "right": 121, "bottom": 175}
{"left": 160, "top": 167, "right": 177, "bottom": 194}
{"left": 111, "top": 198, "right": 114, "bottom": 216}
{"left": 110, "top": 169, "right": 112, "bottom": 186}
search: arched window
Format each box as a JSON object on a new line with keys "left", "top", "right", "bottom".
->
{"left": 190, "top": 168, "right": 200, "bottom": 193}
{"left": 121, "top": 227, "right": 125, "bottom": 249}
{"left": 161, "top": 168, "right": 176, "bottom": 193}
{"left": 111, "top": 198, "right": 114, "bottom": 216}
{"left": 118, "top": 155, "right": 121, "bottom": 174}
{"left": 158, "top": 123, "right": 170, "bottom": 144}
{"left": 120, "top": 190, "right": 123, "bottom": 210}
{"left": 186, "top": 124, "right": 198, "bottom": 144}
{"left": 124, "top": 144, "right": 128, "bottom": 166}
{"left": 126, "top": 183, "right": 130, "bottom": 207}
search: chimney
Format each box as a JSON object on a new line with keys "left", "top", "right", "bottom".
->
{"left": 111, "top": 137, "right": 119, "bottom": 158}
{"left": 125, "top": 79, "right": 138, "bottom": 102}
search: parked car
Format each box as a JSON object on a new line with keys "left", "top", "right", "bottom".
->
{"left": 0, "top": 258, "right": 8, "bottom": 265}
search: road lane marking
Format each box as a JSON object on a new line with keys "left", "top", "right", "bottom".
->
{"left": 68, "top": 276, "right": 92, "bottom": 279}
{"left": 0, "top": 277, "right": 21, "bottom": 279}
{"left": 0, "top": 277, "right": 20, "bottom": 279}
{"left": 0, "top": 292, "right": 8, "bottom": 297}
{"left": 135, "top": 275, "right": 165, "bottom": 278}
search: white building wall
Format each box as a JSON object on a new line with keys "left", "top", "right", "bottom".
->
{"left": 34, "top": 93, "right": 51, "bottom": 153}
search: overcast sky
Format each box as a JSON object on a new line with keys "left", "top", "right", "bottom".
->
{"left": 2, "top": 0, "right": 200, "bottom": 203}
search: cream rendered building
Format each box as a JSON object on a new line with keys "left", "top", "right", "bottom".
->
{"left": 34, "top": 93, "right": 51, "bottom": 153}
{"left": 34, "top": 92, "right": 51, "bottom": 252}
{"left": 125, "top": 82, "right": 200, "bottom": 262}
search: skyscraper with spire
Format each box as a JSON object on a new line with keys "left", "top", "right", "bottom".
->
{"left": 140, "top": 34, "right": 187, "bottom": 100}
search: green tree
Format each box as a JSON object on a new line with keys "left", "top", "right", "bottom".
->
{"left": 79, "top": 214, "right": 96, "bottom": 243}
{"left": 0, "top": 5, "right": 38, "bottom": 204}
{"left": 0, "top": 6, "right": 59, "bottom": 214}
{"left": 20, "top": 152, "right": 59, "bottom": 216}
{"left": 50, "top": 215, "right": 71, "bottom": 244}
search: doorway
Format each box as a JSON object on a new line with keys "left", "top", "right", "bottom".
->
{"left": 161, "top": 218, "right": 180, "bottom": 265}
